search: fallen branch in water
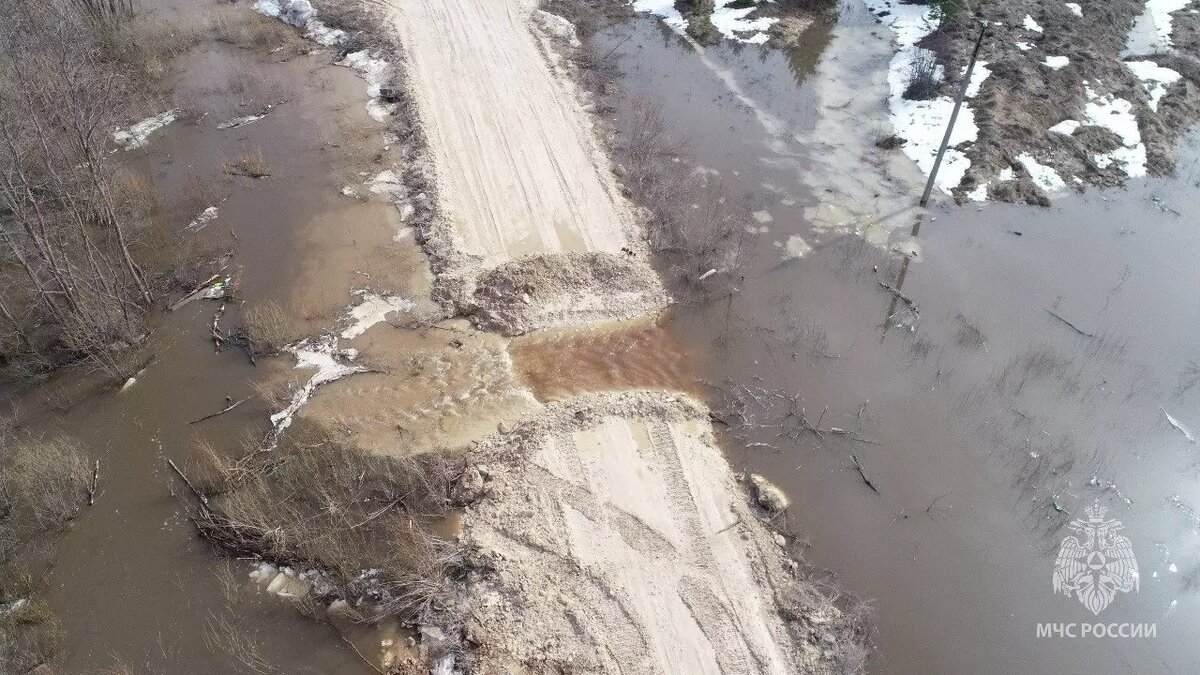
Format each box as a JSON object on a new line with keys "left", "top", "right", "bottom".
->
{"left": 211, "top": 299, "right": 229, "bottom": 351}
{"left": 88, "top": 459, "right": 100, "bottom": 506}
{"left": 850, "top": 453, "right": 880, "bottom": 494}
{"left": 878, "top": 281, "right": 918, "bottom": 314}
{"left": 189, "top": 397, "right": 250, "bottom": 425}
{"left": 168, "top": 458, "right": 210, "bottom": 512}
{"left": 340, "top": 635, "right": 386, "bottom": 675}
{"left": 350, "top": 497, "right": 402, "bottom": 530}
{"left": 1044, "top": 308, "right": 1094, "bottom": 338}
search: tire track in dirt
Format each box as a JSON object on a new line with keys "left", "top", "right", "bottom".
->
{"left": 451, "top": 394, "right": 842, "bottom": 674}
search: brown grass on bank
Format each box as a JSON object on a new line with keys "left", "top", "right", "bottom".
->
{"left": 0, "top": 434, "right": 90, "bottom": 673}
{"left": 223, "top": 147, "right": 273, "bottom": 178}
{"left": 188, "top": 419, "right": 463, "bottom": 624}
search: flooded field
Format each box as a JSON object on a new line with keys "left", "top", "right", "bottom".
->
{"left": 596, "top": 7, "right": 1200, "bottom": 674}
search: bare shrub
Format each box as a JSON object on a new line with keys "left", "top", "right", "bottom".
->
{"left": 202, "top": 610, "right": 278, "bottom": 674}
{"left": 0, "top": 434, "right": 88, "bottom": 672}
{"left": 903, "top": 50, "right": 941, "bottom": 100}
{"left": 69, "top": 0, "right": 133, "bottom": 23}
{"left": 224, "top": 147, "right": 273, "bottom": 178}
{"left": 236, "top": 301, "right": 292, "bottom": 356}
{"left": 542, "top": 0, "right": 633, "bottom": 38}
{"left": 617, "top": 104, "right": 755, "bottom": 294}
{"left": 191, "top": 419, "right": 463, "bottom": 624}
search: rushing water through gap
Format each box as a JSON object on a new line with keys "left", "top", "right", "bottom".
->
{"left": 594, "top": 6, "right": 1200, "bottom": 674}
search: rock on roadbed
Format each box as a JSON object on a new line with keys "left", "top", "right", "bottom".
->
{"left": 750, "top": 473, "right": 792, "bottom": 514}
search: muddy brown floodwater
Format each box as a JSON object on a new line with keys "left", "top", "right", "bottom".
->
{"left": 594, "top": 7, "right": 1200, "bottom": 675}
{"left": 5, "top": 0, "right": 421, "bottom": 672}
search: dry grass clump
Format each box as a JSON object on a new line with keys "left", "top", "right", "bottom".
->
{"left": 903, "top": 50, "right": 940, "bottom": 101}
{"left": 0, "top": 436, "right": 91, "bottom": 530}
{"left": 223, "top": 147, "right": 273, "bottom": 178}
{"left": 190, "top": 419, "right": 464, "bottom": 623}
{"left": 209, "top": 9, "right": 302, "bottom": 53}
{"left": 0, "top": 583, "right": 60, "bottom": 675}
{"left": 235, "top": 301, "right": 292, "bottom": 356}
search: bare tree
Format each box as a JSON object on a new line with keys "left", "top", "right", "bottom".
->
{"left": 0, "top": 0, "right": 156, "bottom": 376}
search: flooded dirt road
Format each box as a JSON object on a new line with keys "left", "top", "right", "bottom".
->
{"left": 594, "top": 6, "right": 1200, "bottom": 674}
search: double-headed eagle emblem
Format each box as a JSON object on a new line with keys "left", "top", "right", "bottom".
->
{"left": 1052, "top": 503, "right": 1139, "bottom": 615}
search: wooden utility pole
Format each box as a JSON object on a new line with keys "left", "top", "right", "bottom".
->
{"left": 920, "top": 23, "right": 987, "bottom": 207}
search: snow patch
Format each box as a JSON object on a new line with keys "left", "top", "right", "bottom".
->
{"left": 1042, "top": 55, "right": 1070, "bottom": 70}
{"left": 865, "top": 0, "right": 977, "bottom": 193}
{"left": 998, "top": 166, "right": 1015, "bottom": 181}
{"left": 784, "top": 235, "right": 812, "bottom": 259}
{"left": 1023, "top": 14, "right": 1044, "bottom": 32}
{"left": 631, "top": 0, "right": 777, "bottom": 44}
{"left": 306, "top": 19, "right": 347, "bottom": 46}
{"left": 1084, "top": 84, "right": 1147, "bottom": 177}
{"left": 113, "top": 110, "right": 178, "bottom": 150}
{"left": 1015, "top": 41, "right": 1034, "bottom": 51}
{"left": 1124, "top": 0, "right": 1191, "bottom": 56}
{"left": 253, "top": 0, "right": 312, "bottom": 26}
{"left": 1017, "top": 153, "right": 1066, "bottom": 192}
{"left": 341, "top": 292, "right": 414, "bottom": 339}
{"left": 341, "top": 51, "right": 395, "bottom": 121}
{"left": 965, "top": 182, "right": 989, "bottom": 202}
{"left": 1065, "top": 2, "right": 1083, "bottom": 17}
{"left": 964, "top": 60, "right": 991, "bottom": 97}
{"left": 1049, "top": 119, "right": 1082, "bottom": 135}
{"left": 711, "top": 0, "right": 778, "bottom": 45}
{"left": 630, "top": 0, "right": 687, "bottom": 32}
{"left": 533, "top": 10, "right": 581, "bottom": 47}
{"left": 1126, "top": 59, "right": 1182, "bottom": 111}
